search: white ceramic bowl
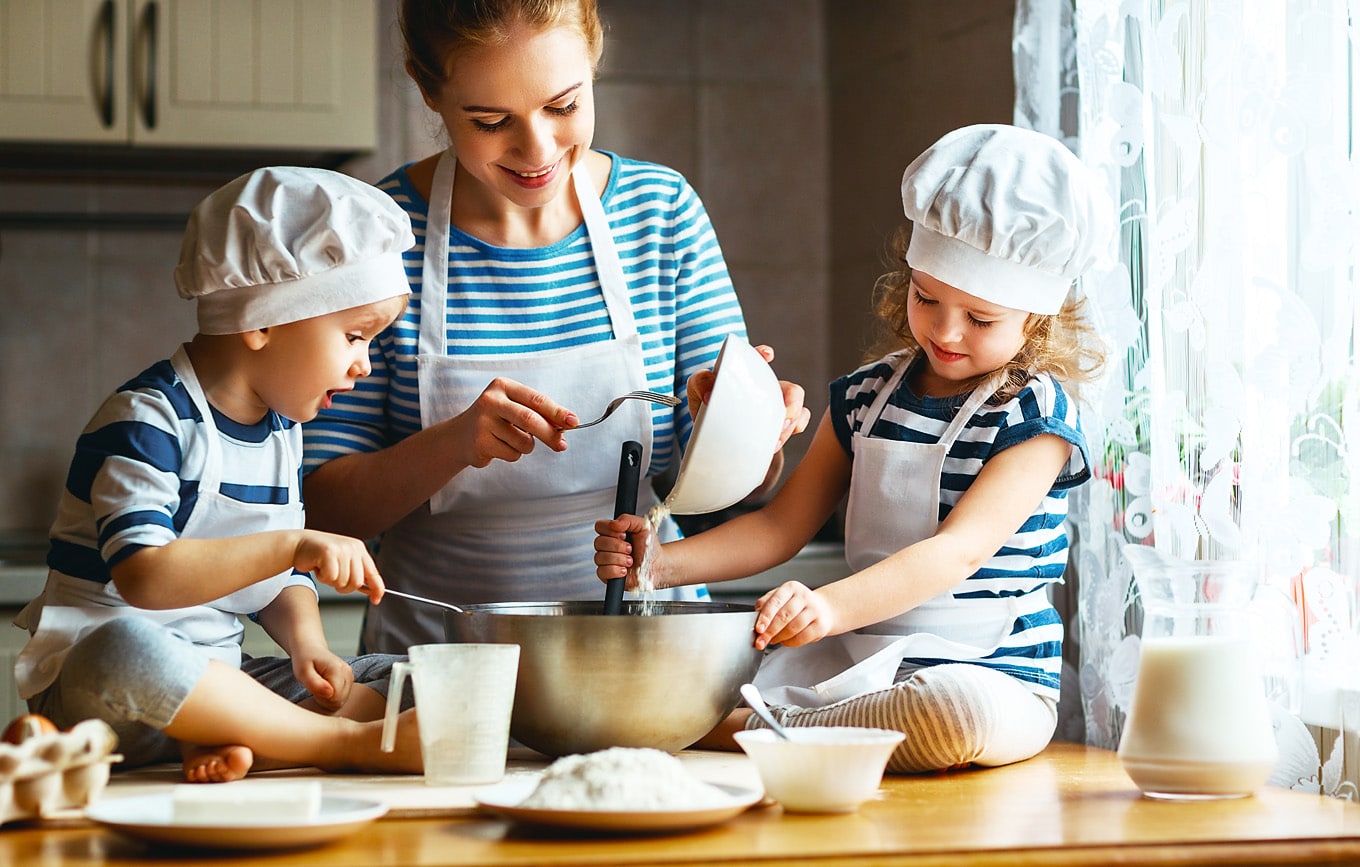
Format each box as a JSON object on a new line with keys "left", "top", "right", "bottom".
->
{"left": 733, "top": 726, "right": 905, "bottom": 813}
{"left": 664, "top": 334, "right": 785, "bottom": 515}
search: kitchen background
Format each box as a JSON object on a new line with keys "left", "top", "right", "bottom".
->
{"left": 0, "top": 1, "right": 1019, "bottom": 719}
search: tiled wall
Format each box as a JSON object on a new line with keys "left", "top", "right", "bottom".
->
{"left": 0, "top": 1, "right": 1013, "bottom": 539}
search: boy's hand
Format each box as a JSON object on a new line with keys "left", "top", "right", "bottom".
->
{"left": 753, "top": 581, "right": 836, "bottom": 650}
{"left": 592, "top": 514, "right": 660, "bottom": 590}
{"left": 293, "top": 531, "right": 382, "bottom": 598}
{"left": 293, "top": 648, "right": 354, "bottom": 714}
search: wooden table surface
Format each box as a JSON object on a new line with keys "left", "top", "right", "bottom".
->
{"left": 4, "top": 742, "right": 1360, "bottom": 866}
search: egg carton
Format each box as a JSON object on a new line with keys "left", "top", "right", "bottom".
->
{"left": 0, "top": 719, "right": 121, "bottom": 825}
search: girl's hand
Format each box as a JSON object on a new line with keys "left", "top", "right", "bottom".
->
{"left": 294, "top": 532, "right": 382, "bottom": 598}
{"left": 448, "top": 377, "right": 574, "bottom": 468}
{"left": 686, "top": 345, "right": 811, "bottom": 450}
{"left": 753, "top": 581, "right": 837, "bottom": 650}
{"left": 293, "top": 648, "right": 354, "bottom": 713}
{"left": 593, "top": 514, "right": 661, "bottom": 590}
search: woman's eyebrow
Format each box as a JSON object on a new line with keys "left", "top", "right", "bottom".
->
{"left": 462, "top": 82, "right": 583, "bottom": 114}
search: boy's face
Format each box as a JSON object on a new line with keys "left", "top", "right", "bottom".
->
{"left": 250, "top": 295, "right": 407, "bottom": 422}
{"left": 906, "top": 270, "right": 1030, "bottom": 397}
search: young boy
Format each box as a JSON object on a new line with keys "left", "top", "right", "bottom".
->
{"left": 13, "top": 166, "right": 424, "bottom": 782}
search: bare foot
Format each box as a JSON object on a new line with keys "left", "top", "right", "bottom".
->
{"left": 181, "top": 744, "right": 254, "bottom": 783}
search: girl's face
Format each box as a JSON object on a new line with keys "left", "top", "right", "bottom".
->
{"left": 905, "top": 271, "right": 1030, "bottom": 397}
{"left": 420, "top": 20, "right": 596, "bottom": 210}
{"left": 251, "top": 296, "right": 407, "bottom": 422}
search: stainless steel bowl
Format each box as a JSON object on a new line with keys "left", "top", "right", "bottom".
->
{"left": 444, "top": 601, "right": 762, "bottom": 757}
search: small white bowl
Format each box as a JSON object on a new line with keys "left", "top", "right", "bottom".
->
{"left": 664, "top": 334, "right": 785, "bottom": 515}
{"left": 733, "top": 726, "right": 905, "bottom": 813}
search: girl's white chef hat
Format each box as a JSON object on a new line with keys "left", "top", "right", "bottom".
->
{"left": 900, "top": 124, "right": 1113, "bottom": 315}
{"left": 174, "top": 166, "right": 414, "bottom": 335}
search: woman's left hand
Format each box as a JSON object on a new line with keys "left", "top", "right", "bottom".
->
{"left": 685, "top": 344, "right": 811, "bottom": 450}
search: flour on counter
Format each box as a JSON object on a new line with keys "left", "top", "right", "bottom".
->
{"left": 519, "top": 747, "right": 728, "bottom": 811}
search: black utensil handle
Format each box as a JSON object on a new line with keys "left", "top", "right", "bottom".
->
{"left": 604, "top": 440, "right": 643, "bottom": 615}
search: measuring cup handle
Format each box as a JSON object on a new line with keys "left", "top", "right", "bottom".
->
{"left": 380, "top": 661, "right": 412, "bottom": 753}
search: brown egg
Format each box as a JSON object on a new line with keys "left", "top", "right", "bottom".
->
{"left": 1, "top": 714, "right": 59, "bottom": 745}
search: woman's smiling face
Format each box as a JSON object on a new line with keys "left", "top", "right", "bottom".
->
{"left": 420, "top": 18, "right": 597, "bottom": 211}
{"left": 905, "top": 270, "right": 1030, "bottom": 397}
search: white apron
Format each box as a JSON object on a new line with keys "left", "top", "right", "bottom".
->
{"left": 14, "top": 347, "right": 304, "bottom": 699}
{"left": 365, "top": 151, "right": 666, "bottom": 654}
{"left": 754, "top": 353, "right": 1044, "bottom": 707}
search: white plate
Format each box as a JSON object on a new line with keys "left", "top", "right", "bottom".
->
{"left": 85, "top": 793, "right": 388, "bottom": 850}
{"left": 474, "top": 778, "right": 762, "bottom": 833}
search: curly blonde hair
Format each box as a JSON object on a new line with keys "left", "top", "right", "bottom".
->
{"left": 867, "top": 225, "right": 1106, "bottom": 403}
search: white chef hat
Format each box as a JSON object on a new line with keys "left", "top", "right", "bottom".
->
{"left": 175, "top": 166, "right": 414, "bottom": 335}
{"left": 901, "top": 124, "right": 1113, "bottom": 315}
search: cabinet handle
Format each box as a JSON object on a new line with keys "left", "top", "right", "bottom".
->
{"left": 138, "top": 0, "right": 158, "bottom": 130}
{"left": 98, "top": 0, "right": 115, "bottom": 127}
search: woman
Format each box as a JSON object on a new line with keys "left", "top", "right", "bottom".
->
{"left": 302, "top": 0, "right": 808, "bottom": 654}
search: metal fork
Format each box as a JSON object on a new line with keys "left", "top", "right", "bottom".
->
{"left": 569, "top": 390, "right": 681, "bottom": 430}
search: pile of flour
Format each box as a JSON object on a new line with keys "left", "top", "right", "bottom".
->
{"left": 519, "top": 747, "right": 727, "bottom": 810}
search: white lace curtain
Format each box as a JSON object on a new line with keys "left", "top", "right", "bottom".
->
{"left": 1015, "top": 0, "right": 1360, "bottom": 797}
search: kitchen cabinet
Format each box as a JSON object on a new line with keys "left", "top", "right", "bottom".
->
{"left": 0, "top": 0, "right": 375, "bottom": 151}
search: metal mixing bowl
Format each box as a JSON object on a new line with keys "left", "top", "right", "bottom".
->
{"left": 444, "top": 600, "right": 762, "bottom": 757}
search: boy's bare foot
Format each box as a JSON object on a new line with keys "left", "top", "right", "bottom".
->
{"left": 181, "top": 744, "right": 254, "bottom": 783}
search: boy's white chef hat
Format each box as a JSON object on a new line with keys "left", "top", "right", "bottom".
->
{"left": 175, "top": 166, "right": 414, "bottom": 335}
{"left": 901, "top": 124, "right": 1113, "bottom": 315}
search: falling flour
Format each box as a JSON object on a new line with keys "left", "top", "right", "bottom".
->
{"left": 518, "top": 747, "right": 728, "bottom": 811}
{"left": 633, "top": 503, "right": 670, "bottom": 615}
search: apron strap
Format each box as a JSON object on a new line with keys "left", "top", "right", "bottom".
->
{"left": 417, "top": 151, "right": 456, "bottom": 358}
{"left": 418, "top": 151, "right": 638, "bottom": 358}
{"left": 170, "top": 346, "right": 222, "bottom": 496}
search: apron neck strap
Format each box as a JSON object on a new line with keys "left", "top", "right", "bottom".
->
{"left": 862, "top": 350, "right": 995, "bottom": 448}
{"left": 417, "top": 150, "right": 637, "bottom": 358}
{"left": 170, "top": 345, "right": 222, "bottom": 494}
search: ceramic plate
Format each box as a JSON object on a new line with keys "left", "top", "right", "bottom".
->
{"left": 474, "top": 779, "right": 762, "bottom": 833}
{"left": 85, "top": 793, "right": 388, "bottom": 850}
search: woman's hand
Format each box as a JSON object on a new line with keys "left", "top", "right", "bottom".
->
{"left": 686, "top": 345, "right": 811, "bottom": 450}
{"left": 446, "top": 377, "right": 575, "bottom": 469}
{"left": 593, "top": 514, "right": 664, "bottom": 591}
{"left": 753, "top": 581, "right": 838, "bottom": 650}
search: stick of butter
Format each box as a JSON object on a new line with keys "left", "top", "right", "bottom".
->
{"left": 171, "top": 780, "right": 323, "bottom": 824}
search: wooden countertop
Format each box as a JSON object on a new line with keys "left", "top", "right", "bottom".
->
{"left": 3, "top": 742, "right": 1359, "bottom": 866}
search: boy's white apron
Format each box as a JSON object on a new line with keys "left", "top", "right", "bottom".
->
{"left": 13, "top": 347, "right": 304, "bottom": 699}
{"left": 754, "top": 352, "right": 1047, "bottom": 707}
{"left": 365, "top": 150, "right": 673, "bottom": 653}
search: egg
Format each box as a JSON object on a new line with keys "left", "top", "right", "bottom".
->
{"left": 1, "top": 715, "right": 58, "bottom": 746}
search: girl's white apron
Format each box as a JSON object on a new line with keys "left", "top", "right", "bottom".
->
{"left": 754, "top": 352, "right": 1046, "bottom": 707}
{"left": 364, "top": 151, "right": 666, "bottom": 653}
{"left": 14, "top": 347, "right": 303, "bottom": 698}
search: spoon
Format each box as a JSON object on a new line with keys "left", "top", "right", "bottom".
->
{"left": 357, "top": 584, "right": 466, "bottom": 614}
{"left": 740, "top": 683, "right": 792, "bottom": 741}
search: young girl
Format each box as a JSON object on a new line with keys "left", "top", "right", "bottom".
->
{"left": 595, "top": 124, "right": 1113, "bottom": 773}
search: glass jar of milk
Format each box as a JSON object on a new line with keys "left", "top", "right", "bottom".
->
{"left": 1117, "top": 546, "right": 1279, "bottom": 799}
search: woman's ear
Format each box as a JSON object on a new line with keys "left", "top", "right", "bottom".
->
{"left": 241, "top": 328, "right": 270, "bottom": 351}
{"left": 407, "top": 60, "right": 440, "bottom": 112}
